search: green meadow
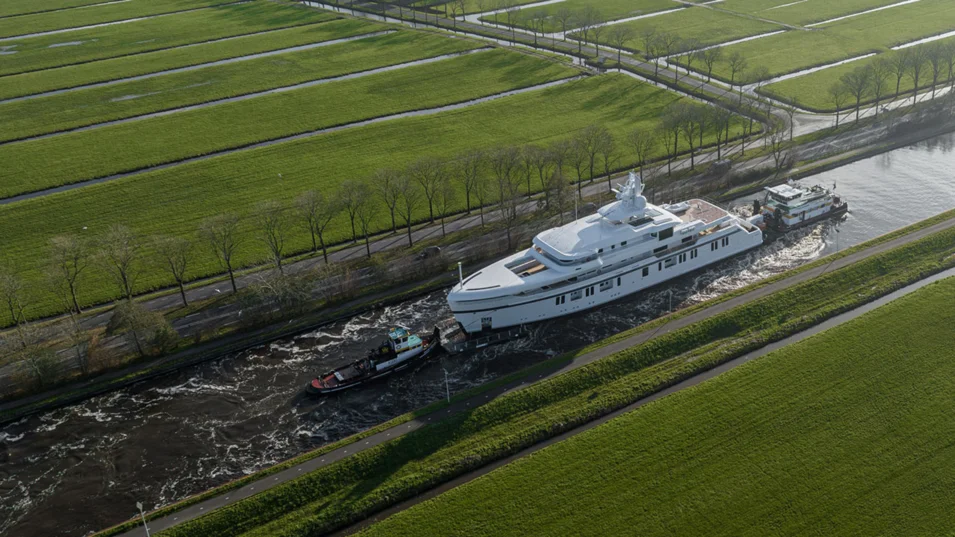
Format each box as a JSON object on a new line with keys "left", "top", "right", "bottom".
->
{"left": 762, "top": 35, "right": 955, "bottom": 110}
{"left": 0, "top": 30, "right": 479, "bottom": 142}
{"left": 482, "top": 0, "right": 675, "bottom": 33}
{"left": 0, "top": 19, "right": 379, "bottom": 101}
{"left": 0, "top": 1, "right": 336, "bottom": 76}
{"left": 573, "top": 6, "right": 782, "bottom": 51}
{"left": 0, "top": 73, "right": 746, "bottom": 320}
{"left": 0, "top": 0, "right": 108, "bottom": 18}
{"left": 718, "top": 0, "right": 911, "bottom": 25}
{"left": 360, "top": 276, "right": 955, "bottom": 537}
{"left": 0, "top": 0, "right": 236, "bottom": 38}
{"left": 1, "top": 47, "right": 563, "bottom": 197}
{"left": 698, "top": 0, "right": 955, "bottom": 82}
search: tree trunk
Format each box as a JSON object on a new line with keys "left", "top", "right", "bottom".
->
{"left": 319, "top": 235, "right": 328, "bottom": 264}
{"left": 364, "top": 235, "right": 371, "bottom": 258}
{"left": 70, "top": 283, "right": 82, "bottom": 314}
{"left": 309, "top": 230, "right": 317, "bottom": 252}
{"left": 407, "top": 223, "right": 414, "bottom": 247}
{"left": 390, "top": 211, "right": 397, "bottom": 233}
{"left": 228, "top": 265, "right": 237, "bottom": 293}
{"left": 178, "top": 281, "right": 188, "bottom": 307}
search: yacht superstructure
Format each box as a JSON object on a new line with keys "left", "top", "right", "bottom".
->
{"left": 759, "top": 182, "right": 848, "bottom": 232}
{"left": 447, "top": 172, "right": 764, "bottom": 334}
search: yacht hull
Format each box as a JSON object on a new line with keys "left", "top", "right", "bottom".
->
{"left": 450, "top": 231, "right": 763, "bottom": 334}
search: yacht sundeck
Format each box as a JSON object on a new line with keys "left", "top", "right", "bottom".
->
{"left": 447, "top": 172, "right": 765, "bottom": 334}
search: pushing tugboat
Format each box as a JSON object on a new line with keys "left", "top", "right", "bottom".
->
{"left": 755, "top": 181, "right": 848, "bottom": 233}
{"left": 306, "top": 326, "right": 441, "bottom": 396}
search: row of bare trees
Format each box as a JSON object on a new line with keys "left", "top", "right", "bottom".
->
{"left": 828, "top": 41, "right": 955, "bottom": 126}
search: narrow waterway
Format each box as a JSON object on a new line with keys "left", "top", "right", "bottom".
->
{"left": 2, "top": 133, "right": 955, "bottom": 537}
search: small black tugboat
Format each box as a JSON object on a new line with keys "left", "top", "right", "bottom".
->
{"left": 306, "top": 326, "right": 441, "bottom": 396}
{"left": 755, "top": 182, "right": 848, "bottom": 233}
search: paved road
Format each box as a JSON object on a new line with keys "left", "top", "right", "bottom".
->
{"left": 112, "top": 212, "right": 955, "bottom": 537}
{"left": 339, "top": 264, "right": 955, "bottom": 535}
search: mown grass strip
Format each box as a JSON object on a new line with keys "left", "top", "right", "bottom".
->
{"left": 762, "top": 33, "right": 955, "bottom": 110}
{"left": 717, "top": 0, "right": 908, "bottom": 25}
{"left": 360, "top": 276, "right": 955, "bottom": 537}
{"left": 0, "top": 46, "right": 560, "bottom": 197}
{"left": 482, "top": 0, "right": 674, "bottom": 33}
{"left": 0, "top": 0, "right": 110, "bottom": 18}
{"left": 0, "top": 74, "right": 746, "bottom": 322}
{"left": 155, "top": 215, "right": 955, "bottom": 537}
{"left": 0, "top": 19, "right": 374, "bottom": 102}
{"left": 0, "top": 1, "right": 336, "bottom": 76}
{"left": 572, "top": 6, "right": 782, "bottom": 50}
{"left": 0, "top": 30, "right": 477, "bottom": 142}
{"left": 0, "top": 0, "right": 237, "bottom": 38}
{"left": 694, "top": 0, "right": 955, "bottom": 83}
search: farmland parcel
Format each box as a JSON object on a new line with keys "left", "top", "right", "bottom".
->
{"left": 359, "top": 276, "right": 955, "bottom": 537}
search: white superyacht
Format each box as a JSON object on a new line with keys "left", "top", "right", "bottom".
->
{"left": 447, "top": 172, "right": 765, "bottom": 334}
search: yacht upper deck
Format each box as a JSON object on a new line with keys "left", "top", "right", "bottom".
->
{"left": 677, "top": 200, "right": 728, "bottom": 225}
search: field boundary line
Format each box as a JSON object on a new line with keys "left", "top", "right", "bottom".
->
{"left": 0, "top": 28, "right": 395, "bottom": 104}
{"left": 0, "top": 74, "right": 581, "bottom": 205}
{"left": 0, "top": 0, "right": 249, "bottom": 41}
{"left": 0, "top": 44, "right": 485, "bottom": 146}
{"left": 0, "top": 0, "right": 130, "bottom": 20}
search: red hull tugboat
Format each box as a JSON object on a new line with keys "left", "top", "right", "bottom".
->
{"left": 306, "top": 326, "right": 441, "bottom": 396}
{"left": 756, "top": 182, "right": 848, "bottom": 233}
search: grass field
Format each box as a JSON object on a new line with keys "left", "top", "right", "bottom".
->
{"left": 149, "top": 220, "right": 955, "bottom": 537}
{"left": 0, "top": 1, "right": 336, "bottom": 76}
{"left": 481, "top": 0, "right": 675, "bottom": 33}
{"left": 0, "top": 0, "right": 109, "bottom": 18}
{"left": 696, "top": 0, "right": 955, "bottom": 83}
{"left": 0, "top": 0, "right": 236, "bottom": 38}
{"left": 0, "top": 73, "right": 746, "bottom": 320}
{"left": 0, "top": 46, "right": 562, "bottom": 197}
{"left": 572, "top": 6, "right": 782, "bottom": 52}
{"left": 359, "top": 276, "right": 955, "bottom": 537}
{"left": 423, "top": 0, "right": 546, "bottom": 16}
{"left": 716, "top": 0, "right": 911, "bottom": 25}
{"left": 0, "top": 30, "right": 479, "bottom": 142}
{"left": 0, "top": 19, "right": 378, "bottom": 101}
{"left": 762, "top": 34, "right": 955, "bottom": 110}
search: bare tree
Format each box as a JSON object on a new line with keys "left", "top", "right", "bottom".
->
{"left": 97, "top": 224, "right": 140, "bottom": 300}
{"left": 107, "top": 300, "right": 176, "bottom": 358}
{"left": 681, "top": 39, "right": 702, "bottom": 82}
{"left": 295, "top": 190, "right": 338, "bottom": 263}
{"left": 945, "top": 41, "right": 955, "bottom": 92}
{"left": 584, "top": 7, "right": 605, "bottom": 56}
{"left": 352, "top": 185, "right": 375, "bottom": 258}
{"left": 841, "top": 67, "right": 871, "bottom": 122}
{"left": 768, "top": 130, "right": 787, "bottom": 171}
{"left": 598, "top": 129, "right": 619, "bottom": 190}
{"left": 555, "top": 7, "right": 573, "bottom": 41}
{"left": 656, "top": 32, "right": 682, "bottom": 83}
{"left": 781, "top": 96, "right": 798, "bottom": 141}
{"left": 472, "top": 170, "right": 491, "bottom": 228}
{"left": 700, "top": 47, "right": 723, "bottom": 82}
{"left": 628, "top": 127, "right": 656, "bottom": 177}
{"left": 607, "top": 24, "right": 634, "bottom": 66}
{"left": 711, "top": 107, "right": 733, "bottom": 160}
{"left": 528, "top": 145, "right": 553, "bottom": 195}
{"left": 372, "top": 168, "right": 402, "bottom": 233}
{"left": 256, "top": 200, "right": 288, "bottom": 274}
{"left": 339, "top": 180, "right": 366, "bottom": 242}
{"left": 890, "top": 48, "right": 911, "bottom": 98}
{"left": 455, "top": 149, "right": 485, "bottom": 215}
{"left": 870, "top": 58, "right": 890, "bottom": 117}
{"left": 433, "top": 175, "right": 457, "bottom": 237}
{"left": 639, "top": 26, "right": 660, "bottom": 76}
{"left": 927, "top": 43, "right": 945, "bottom": 99}
{"left": 449, "top": 0, "right": 464, "bottom": 29}
{"left": 660, "top": 104, "right": 683, "bottom": 176}
{"left": 0, "top": 269, "right": 28, "bottom": 341}
{"left": 579, "top": 124, "right": 608, "bottom": 184}
{"left": 395, "top": 175, "right": 422, "bottom": 247}
{"left": 154, "top": 235, "right": 192, "bottom": 307}
{"left": 548, "top": 139, "right": 572, "bottom": 177}
{"left": 519, "top": 145, "right": 537, "bottom": 194}
{"left": 490, "top": 147, "right": 524, "bottom": 249}
{"left": 48, "top": 234, "right": 88, "bottom": 315}
{"left": 200, "top": 214, "right": 241, "bottom": 293}
{"left": 409, "top": 156, "right": 444, "bottom": 223}
{"left": 545, "top": 169, "right": 573, "bottom": 224}
{"left": 829, "top": 82, "right": 849, "bottom": 127}
{"left": 727, "top": 52, "right": 748, "bottom": 103}
{"left": 678, "top": 103, "right": 701, "bottom": 170}
{"left": 569, "top": 138, "right": 589, "bottom": 196}
{"left": 908, "top": 44, "right": 929, "bottom": 104}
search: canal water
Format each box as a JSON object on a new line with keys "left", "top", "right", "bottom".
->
{"left": 2, "top": 133, "right": 954, "bottom": 536}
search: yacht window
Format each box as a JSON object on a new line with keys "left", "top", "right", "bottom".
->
{"left": 691, "top": 249, "right": 698, "bottom": 260}
{"left": 679, "top": 253, "right": 686, "bottom": 263}
{"left": 654, "top": 246, "right": 667, "bottom": 254}
{"left": 658, "top": 262, "right": 662, "bottom": 271}
{"left": 722, "top": 237, "right": 730, "bottom": 246}
{"left": 621, "top": 241, "right": 628, "bottom": 246}
{"left": 665, "top": 258, "right": 677, "bottom": 268}
{"left": 682, "top": 236, "right": 694, "bottom": 243}
{"left": 598, "top": 248, "right": 604, "bottom": 253}
{"left": 659, "top": 227, "right": 674, "bottom": 240}
{"left": 642, "top": 267, "right": 649, "bottom": 277}
{"left": 611, "top": 245, "right": 616, "bottom": 250}
{"left": 600, "top": 280, "right": 613, "bottom": 292}
{"left": 711, "top": 242, "right": 718, "bottom": 251}
{"left": 571, "top": 290, "right": 583, "bottom": 301}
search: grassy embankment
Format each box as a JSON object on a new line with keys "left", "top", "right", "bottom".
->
{"left": 0, "top": 74, "right": 748, "bottom": 322}
{"left": 0, "top": 30, "right": 482, "bottom": 142}
{"left": 763, "top": 35, "right": 955, "bottom": 110}
{"left": 0, "top": 0, "right": 236, "bottom": 38}
{"left": 0, "top": 0, "right": 107, "bottom": 18}
{"left": 153, "top": 214, "right": 955, "bottom": 537}
{"left": 1, "top": 47, "right": 567, "bottom": 197}
{"left": 692, "top": 0, "right": 955, "bottom": 83}
{"left": 0, "top": 19, "right": 379, "bottom": 101}
{"left": 481, "top": 0, "right": 674, "bottom": 33}
{"left": 362, "top": 276, "right": 955, "bottom": 537}
{"left": 573, "top": 6, "right": 782, "bottom": 51}
{"left": 0, "top": 1, "right": 336, "bottom": 76}
{"left": 714, "top": 0, "right": 907, "bottom": 25}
